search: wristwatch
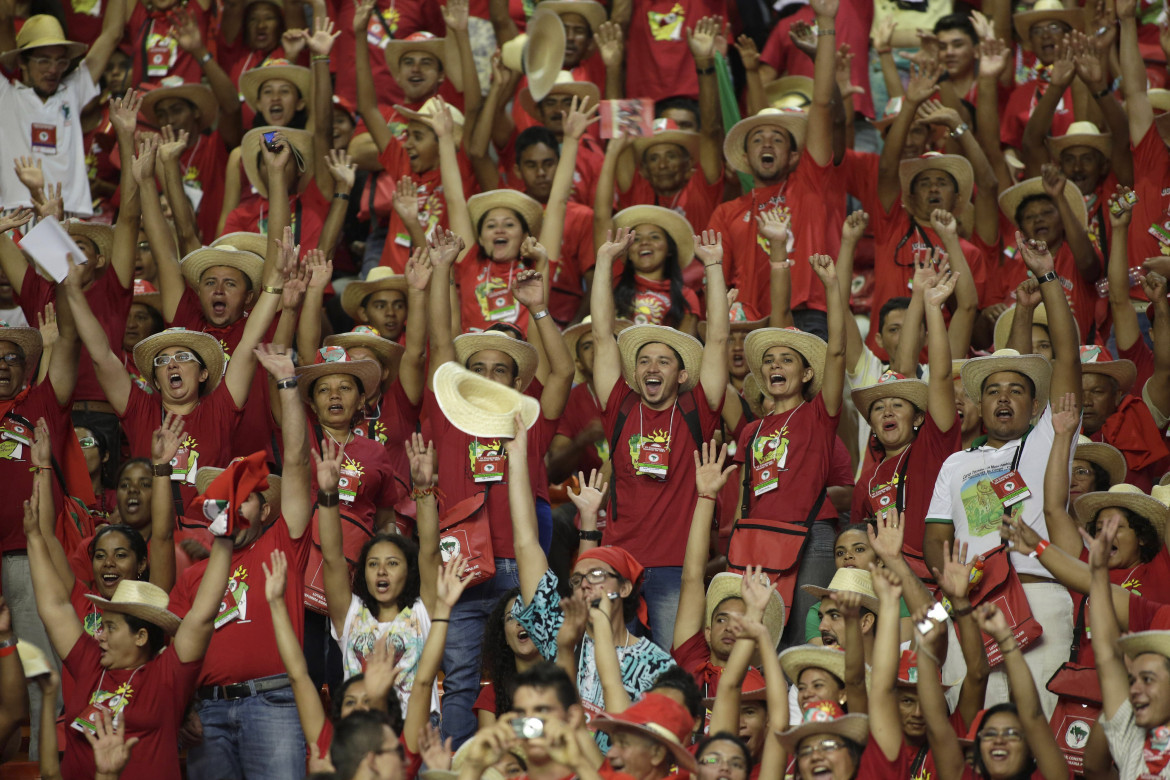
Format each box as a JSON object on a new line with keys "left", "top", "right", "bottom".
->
{"left": 1036, "top": 270, "right": 1059, "bottom": 285}
{"left": 578, "top": 530, "right": 603, "bottom": 542}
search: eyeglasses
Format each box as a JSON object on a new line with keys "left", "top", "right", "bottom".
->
{"left": 0, "top": 353, "right": 24, "bottom": 366}
{"left": 1071, "top": 467, "right": 1094, "bottom": 478}
{"left": 1030, "top": 22, "right": 1070, "bottom": 35}
{"left": 26, "top": 55, "right": 72, "bottom": 69}
{"left": 152, "top": 351, "right": 199, "bottom": 367}
{"left": 568, "top": 568, "right": 619, "bottom": 589}
{"left": 796, "top": 739, "right": 847, "bottom": 759}
{"left": 978, "top": 728, "right": 1023, "bottom": 742}
{"left": 137, "top": 241, "right": 151, "bottom": 251}
{"left": 78, "top": 436, "right": 98, "bottom": 448}
{"left": 698, "top": 755, "right": 748, "bottom": 771}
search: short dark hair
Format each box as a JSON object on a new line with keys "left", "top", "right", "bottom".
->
{"left": 654, "top": 96, "right": 701, "bottom": 130}
{"left": 933, "top": 13, "right": 978, "bottom": 44}
{"left": 331, "top": 673, "right": 404, "bottom": 732}
{"left": 650, "top": 666, "right": 703, "bottom": 719}
{"left": 509, "top": 660, "right": 580, "bottom": 711}
{"left": 464, "top": 351, "right": 520, "bottom": 382}
{"left": 122, "top": 613, "right": 168, "bottom": 654}
{"left": 878, "top": 297, "right": 912, "bottom": 333}
{"left": 1014, "top": 193, "right": 1057, "bottom": 227}
{"left": 331, "top": 710, "right": 397, "bottom": 780}
{"left": 516, "top": 126, "right": 561, "bottom": 162}
{"left": 352, "top": 533, "right": 421, "bottom": 615}
{"left": 980, "top": 371, "right": 1036, "bottom": 399}
{"left": 697, "top": 733, "right": 754, "bottom": 774}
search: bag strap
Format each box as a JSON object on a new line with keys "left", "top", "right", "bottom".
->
{"left": 894, "top": 449, "right": 912, "bottom": 513}
{"left": 607, "top": 391, "right": 641, "bottom": 525}
{"left": 676, "top": 390, "right": 704, "bottom": 452}
{"left": 1068, "top": 595, "right": 1089, "bottom": 663}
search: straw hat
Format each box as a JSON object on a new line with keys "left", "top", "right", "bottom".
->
{"left": 195, "top": 458, "right": 282, "bottom": 510}
{"left": 1074, "top": 484, "right": 1170, "bottom": 542}
{"left": 65, "top": 220, "right": 113, "bottom": 261}
{"left": 16, "top": 640, "right": 52, "bottom": 678}
{"left": 802, "top": 568, "right": 880, "bottom": 613}
{"left": 324, "top": 326, "right": 405, "bottom": 379}
{"left": 432, "top": 361, "right": 540, "bottom": 438}
{"left": 0, "top": 14, "right": 86, "bottom": 69}
{"left": 539, "top": 0, "right": 607, "bottom": 32}
{"left": 239, "top": 58, "right": 311, "bottom": 112}
{"left": 899, "top": 152, "right": 974, "bottom": 213}
{"left": 454, "top": 331, "right": 540, "bottom": 392}
{"left": 500, "top": 8, "right": 566, "bottom": 103}
{"left": 132, "top": 327, "right": 226, "bottom": 394}
{"left": 613, "top": 204, "right": 695, "bottom": 264}
{"left": 141, "top": 82, "right": 218, "bottom": 132}
{"left": 1079, "top": 344, "right": 1137, "bottom": 395}
{"left": 1013, "top": 0, "right": 1083, "bottom": 50}
{"left": 779, "top": 645, "right": 849, "bottom": 689}
{"left": 563, "top": 316, "right": 632, "bottom": 383}
{"left": 1074, "top": 435, "right": 1128, "bottom": 488}
{"left": 742, "top": 373, "right": 768, "bottom": 418}
{"left": 518, "top": 70, "right": 600, "bottom": 121}
{"left": 241, "top": 126, "right": 314, "bottom": 198}
{"left": 724, "top": 108, "right": 808, "bottom": 175}
{"left": 617, "top": 324, "right": 703, "bottom": 393}
{"left": 777, "top": 701, "right": 869, "bottom": 753}
{"left": 697, "top": 306, "right": 769, "bottom": 342}
{"left": 851, "top": 371, "right": 929, "bottom": 418}
{"left": 132, "top": 279, "right": 162, "bottom": 313}
{"left": 998, "top": 176, "right": 1088, "bottom": 227}
{"left": 591, "top": 694, "right": 698, "bottom": 772}
{"left": 1119, "top": 630, "right": 1170, "bottom": 662}
{"left": 395, "top": 97, "right": 466, "bottom": 146}
{"left": 384, "top": 31, "right": 446, "bottom": 69}
{"left": 468, "top": 190, "right": 544, "bottom": 237}
{"left": 211, "top": 231, "right": 268, "bottom": 259}
{"left": 960, "top": 348, "right": 1053, "bottom": 410}
{"left": 0, "top": 324, "right": 42, "bottom": 373}
{"left": 993, "top": 302, "right": 1054, "bottom": 351}
{"left": 1048, "top": 120, "right": 1112, "bottom": 160}
{"left": 340, "top": 267, "right": 410, "bottom": 321}
{"left": 294, "top": 346, "right": 383, "bottom": 403}
{"left": 85, "top": 580, "right": 181, "bottom": 635}
{"left": 744, "top": 327, "right": 828, "bottom": 400}
{"left": 705, "top": 572, "right": 785, "bottom": 648}
{"left": 179, "top": 245, "right": 265, "bottom": 294}
{"left": 765, "top": 75, "right": 813, "bottom": 111}
{"left": 632, "top": 117, "right": 701, "bottom": 160}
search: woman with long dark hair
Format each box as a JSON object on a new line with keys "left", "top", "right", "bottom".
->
{"left": 612, "top": 205, "right": 700, "bottom": 334}
{"left": 473, "top": 587, "right": 543, "bottom": 728}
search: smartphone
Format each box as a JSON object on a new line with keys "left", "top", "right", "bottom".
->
{"left": 916, "top": 601, "right": 950, "bottom": 635}
{"left": 263, "top": 130, "right": 281, "bottom": 152}
{"left": 589, "top": 592, "right": 619, "bottom": 608}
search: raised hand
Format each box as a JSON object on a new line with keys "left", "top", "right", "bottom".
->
{"left": 306, "top": 15, "right": 340, "bottom": 56}
{"left": 262, "top": 549, "right": 288, "bottom": 602}
{"left": 693, "top": 438, "right": 737, "bottom": 496}
{"left": 353, "top": 0, "right": 376, "bottom": 31}
{"left": 918, "top": 98, "right": 961, "bottom": 130}
{"left": 252, "top": 343, "right": 297, "bottom": 381}
{"left": 596, "top": 21, "right": 624, "bottom": 69}
{"left": 1080, "top": 510, "right": 1119, "bottom": 570}
{"left": 829, "top": 588, "right": 863, "bottom": 619}
{"left": 31, "top": 181, "right": 63, "bottom": 221}
{"left": 418, "top": 724, "right": 453, "bottom": 772}
{"left": 306, "top": 247, "right": 333, "bottom": 291}
{"left": 596, "top": 227, "right": 635, "bottom": 266}
{"left": 1108, "top": 185, "right": 1135, "bottom": 228}
{"left": 687, "top": 15, "right": 721, "bottom": 60}
{"left": 929, "top": 208, "right": 959, "bottom": 241}
{"left": 931, "top": 539, "right": 974, "bottom": 602}
{"left": 405, "top": 246, "right": 432, "bottom": 291}
{"left": 912, "top": 603, "right": 947, "bottom": 657}
{"left": 437, "top": 553, "right": 470, "bottom": 607}
{"left": 109, "top": 89, "right": 144, "bottom": 136}
{"left": 1070, "top": 31, "right": 1107, "bottom": 90}
{"left": 905, "top": 60, "right": 942, "bottom": 104}
{"left": 259, "top": 130, "right": 292, "bottom": 177}
{"left": 1049, "top": 35, "right": 1076, "bottom": 89}
{"left": 21, "top": 483, "right": 40, "bottom": 537}
{"left": 788, "top": 20, "right": 816, "bottom": 57}
{"left": 430, "top": 97, "right": 455, "bottom": 140}
{"left": 391, "top": 176, "right": 420, "bottom": 224}
{"left": 30, "top": 416, "right": 51, "bottom": 469}
{"left": 159, "top": 125, "right": 190, "bottom": 163}
{"left": 1016, "top": 230, "right": 1056, "bottom": 278}
{"left": 426, "top": 228, "right": 464, "bottom": 268}
{"left": 562, "top": 95, "right": 600, "bottom": 142}
{"left": 999, "top": 513, "right": 1042, "bottom": 555}
{"left": 1142, "top": 271, "right": 1168, "bottom": 303}
{"left": 867, "top": 506, "right": 906, "bottom": 564}
{"left": 441, "top": 0, "right": 469, "bottom": 32}
{"left": 923, "top": 264, "right": 957, "bottom": 308}
{"left": 974, "top": 602, "right": 1011, "bottom": 642}
{"left": 740, "top": 564, "right": 777, "bottom": 615}
{"left": 151, "top": 412, "right": 186, "bottom": 465}
{"left": 872, "top": 16, "right": 896, "bottom": 52}
{"left": 1015, "top": 277, "right": 1042, "bottom": 308}
{"left": 327, "top": 148, "right": 356, "bottom": 191}
{"left": 0, "top": 207, "right": 33, "bottom": 235}
{"left": 1041, "top": 162, "right": 1068, "bottom": 200}
{"left": 694, "top": 230, "right": 724, "bottom": 267}
{"left": 870, "top": 562, "right": 903, "bottom": 602}
{"left": 810, "top": 0, "right": 838, "bottom": 19}
{"left": 511, "top": 268, "right": 546, "bottom": 311}
{"left": 406, "top": 433, "right": 437, "bottom": 489}
{"left": 362, "top": 636, "right": 403, "bottom": 705}
{"left": 978, "top": 37, "right": 1009, "bottom": 80}
{"left": 558, "top": 592, "right": 590, "bottom": 648}
{"left": 567, "top": 469, "right": 609, "bottom": 517}
{"left": 283, "top": 251, "right": 312, "bottom": 310}
{"left": 756, "top": 206, "right": 792, "bottom": 246}
{"left": 132, "top": 134, "right": 160, "bottom": 184}
{"left": 809, "top": 253, "right": 837, "bottom": 286}
{"left": 835, "top": 43, "right": 863, "bottom": 98}
{"left": 82, "top": 710, "right": 140, "bottom": 777}
{"left": 173, "top": 10, "right": 204, "bottom": 53}
{"left": 282, "top": 29, "right": 308, "bottom": 62}
{"left": 13, "top": 155, "right": 44, "bottom": 192}
{"left": 36, "top": 303, "right": 58, "bottom": 352}
{"left": 1051, "top": 391, "right": 1081, "bottom": 436}
{"left": 734, "top": 34, "right": 760, "bottom": 71}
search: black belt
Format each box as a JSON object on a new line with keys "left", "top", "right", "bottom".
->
{"left": 196, "top": 674, "right": 290, "bottom": 701}
{"left": 1, "top": 550, "right": 27, "bottom": 556}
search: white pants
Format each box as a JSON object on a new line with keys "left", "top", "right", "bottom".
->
{"left": 984, "top": 582, "right": 1074, "bottom": 720}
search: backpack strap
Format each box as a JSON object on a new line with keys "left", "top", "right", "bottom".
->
{"left": 676, "top": 389, "right": 705, "bottom": 452}
{"left": 607, "top": 391, "right": 642, "bottom": 529}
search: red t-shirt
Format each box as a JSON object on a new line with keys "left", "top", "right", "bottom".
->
{"left": 602, "top": 381, "right": 723, "bottom": 566}
{"left": 999, "top": 242, "right": 1100, "bottom": 344}
{"left": 170, "top": 517, "right": 312, "bottom": 685}
{"left": 18, "top": 266, "right": 130, "bottom": 403}
{"left": 62, "top": 635, "right": 202, "bottom": 780}
{"left": 1071, "top": 546, "right": 1170, "bottom": 673}
{"left": 353, "top": 380, "right": 422, "bottom": 516}
{"left": 614, "top": 271, "right": 701, "bottom": 328}
{"left": 842, "top": 149, "right": 881, "bottom": 218}
{"left": 473, "top": 681, "right": 496, "bottom": 715}
{"left": 548, "top": 201, "right": 597, "bottom": 325}
{"left": 497, "top": 133, "right": 603, "bottom": 208}
{"left": 815, "top": 435, "right": 855, "bottom": 523}
{"left": 455, "top": 252, "right": 533, "bottom": 334}
{"left": 624, "top": 0, "right": 727, "bottom": 102}
{"left": 127, "top": 2, "right": 211, "bottom": 87}
{"left": 555, "top": 382, "right": 607, "bottom": 476}
{"left": 852, "top": 413, "right": 961, "bottom": 554}
{"left": 1000, "top": 80, "right": 1074, "bottom": 151}
{"left": 1120, "top": 338, "right": 1156, "bottom": 395}
{"left": 618, "top": 169, "right": 723, "bottom": 243}
{"left": 1127, "top": 127, "right": 1170, "bottom": 277}
{"left": 221, "top": 182, "right": 330, "bottom": 253}
{"left": 707, "top": 154, "right": 846, "bottom": 316}
{"left": 0, "top": 380, "right": 71, "bottom": 552}
{"left": 181, "top": 130, "right": 231, "bottom": 243}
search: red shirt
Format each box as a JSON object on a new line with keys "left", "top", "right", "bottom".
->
{"left": 180, "top": 131, "right": 231, "bottom": 243}
{"left": 817, "top": 435, "right": 855, "bottom": 523}
{"left": 852, "top": 413, "right": 961, "bottom": 555}
{"left": 170, "top": 517, "right": 312, "bottom": 685}
{"left": 707, "top": 154, "right": 846, "bottom": 316}
{"left": 127, "top": 1, "right": 211, "bottom": 87}
{"left": 616, "top": 271, "right": 701, "bottom": 328}
{"left": 549, "top": 201, "right": 597, "bottom": 325}
{"left": 1127, "top": 127, "right": 1170, "bottom": 277}
{"left": 842, "top": 149, "right": 881, "bottom": 218}
{"left": 999, "top": 242, "right": 1100, "bottom": 344}
{"left": 1071, "top": 546, "right": 1170, "bottom": 673}
{"left": 1001, "top": 80, "right": 1074, "bottom": 151}
{"left": 474, "top": 681, "right": 496, "bottom": 715}
{"left": 602, "top": 381, "right": 723, "bottom": 567}
{"left": 0, "top": 380, "right": 72, "bottom": 552}
{"left": 354, "top": 380, "right": 423, "bottom": 516}
{"left": 1119, "top": 338, "right": 1155, "bottom": 394}
{"left": 497, "top": 133, "right": 603, "bottom": 208}
{"left": 624, "top": 0, "right": 727, "bottom": 102}
{"left": 221, "top": 182, "right": 330, "bottom": 253}
{"left": 555, "top": 382, "right": 607, "bottom": 476}
{"left": 618, "top": 169, "right": 723, "bottom": 241}
{"left": 62, "top": 634, "right": 202, "bottom": 780}
{"left": 18, "top": 266, "right": 130, "bottom": 403}
{"left": 455, "top": 252, "right": 533, "bottom": 334}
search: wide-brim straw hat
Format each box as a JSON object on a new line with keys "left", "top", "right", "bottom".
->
{"left": 132, "top": 327, "right": 225, "bottom": 395}
{"left": 745, "top": 327, "right": 828, "bottom": 400}
{"left": 802, "top": 568, "right": 880, "bottom": 613}
{"left": 142, "top": 83, "right": 218, "bottom": 132}
{"left": 632, "top": 117, "right": 701, "bottom": 160}
{"left": 395, "top": 97, "right": 466, "bottom": 146}
{"left": 539, "top": 0, "right": 607, "bottom": 31}
{"left": 295, "top": 348, "right": 383, "bottom": 403}
{"left": 1075, "top": 435, "right": 1128, "bottom": 488}
{"left": 500, "top": 8, "right": 566, "bottom": 103}
{"left": 617, "top": 324, "right": 703, "bottom": 393}
{"left": 994, "top": 302, "right": 1052, "bottom": 351}
{"left": 0, "top": 325, "right": 43, "bottom": 373}
{"left": 85, "top": 580, "right": 181, "bottom": 635}
{"left": 590, "top": 696, "right": 698, "bottom": 772}
{"left": 433, "top": 361, "right": 540, "bottom": 438}
{"left": 706, "top": 572, "right": 785, "bottom": 648}
{"left": 211, "top": 231, "right": 268, "bottom": 259}
{"left": 16, "top": 640, "right": 51, "bottom": 678}
{"left": 900, "top": 153, "right": 974, "bottom": 212}
{"left": 851, "top": 371, "right": 929, "bottom": 418}
{"left": 324, "top": 327, "right": 405, "bottom": 380}
{"left": 961, "top": 349, "right": 1053, "bottom": 412}
{"left": 613, "top": 204, "right": 695, "bottom": 264}
{"left": 765, "top": 75, "right": 813, "bottom": 110}
{"left": 563, "top": 316, "right": 632, "bottom": 383}
{"left": 1119, "top": 630, "right": 1170, "bottom": 662}
{"left": 1079, "top": 345, "right": 1137, "bottom": 395}
{"left": 1013, "top": 0, "right": 1083, "bottom": 50}
{"left": 180, "top": 245, "right": 264, "bottom": 295}
{"left": 384, "top": 31, "right": 446, "bottom": 69}
{"left": 724, "top": 108, "right": 808, "bottom": 175}
{"left": 468, "top": 190, "right": 544, "bottom": 237}
{"left": 239, "top": 60, "right": 311, "bottom": 112}
{"left": 1074, "top": 484, "right": 1170, "bottom": 542}
{"left": 241, "top": 126, "right": 314, "bottom": 198}
{"left": 999, "top": 176, "right": 1088, "bottom": 227}
{"left": 340, "top": 267, "right": 410, "bottom": 321}
{"left": 742, "top": 373, "right": 767, "bottom": 418}
{"left": 195, "top": 463, "right": 282, "bottom": 509}
{"left": 64, "top": 220, "right": 114, "bottom": 261}
{"left": 454, "top": 332, "right": 539, "bottom": 392}
{"left": 518, "top": 70, "right": 600, "bottom": 120}
{"left": 1048, "top": 120, "right": 1112, "bottom": 159}
{"left": 0, "top": 14, "right": 86, "bottom": 69}
{"left": 132, "top": 279, "right": 162, "bottom": 313}
{"left": 779, "top": 645, "right": 849, "bottom": 688}
{"left": 777, "top": 702, "right": 869, "bottom": 753}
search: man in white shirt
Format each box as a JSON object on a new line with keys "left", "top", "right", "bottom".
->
{"left": 0, "top": 7, "right": 125, "bottom": 216}
{"left": 924, "top": 234, "right": 1083, "bottom": 719}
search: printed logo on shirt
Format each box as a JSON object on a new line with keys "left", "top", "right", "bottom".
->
{"left": 627, "top": 429, "right": 671, "bottom": 463}
{"left": 958, "top": 468, "right": 1015, "bottom": 537}
{"left": 751, "top": 429, "right": 789, "bottom": 470}
{"left": 170, "top": 435, "right": 201, "bottom": 485}
{"left": 366, "top": 6, "right": 401, "bottom": 48}
{"left": 648, "top": 3, "right": 686, "bottom": 41}
{"left": 631, "top": 289, "right": 670, "bottom": 326}
{"left": 474, "top": 269, "right": 519, "bottom": 323}
{"left": 1122, "top": 575, "right": 1144, "bottom": 595}
{"left": 73, "top": 681, "right": 133, "bottom": 735}
{"left": 1064, "top": 719, "right": 1091, "bottom": 749}
{"left": 339, "top": 456, "right": 364, "bottom": 504}
{"left": 215, "top": 565, "right": 250, "bottom": 628}
{"left": 83, "top": 609, "right": 103, "bottom": 637}
{"left": 72, "top": 0, "right": 101, "bottom": 15}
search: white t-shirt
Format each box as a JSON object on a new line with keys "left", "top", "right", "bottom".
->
{"left": 1099, "top": 699, "right": 1170, "bottom": 780}
{"left": 925, "top": 406, "right": 1078, "bottom": 578}
{"left": 0, "top": 62, "right": 99, "bottom": 216}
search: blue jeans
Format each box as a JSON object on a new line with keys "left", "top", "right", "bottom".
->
{"left": 781, "top": 520, "right": 838, "bottom": 650}
{"left": 440, "top": 558, "right": 521, "bottom": 748}
{"left": 640, "top": 566, "right": 682, "bottom": 650}
{"left": 187, "top": 685, "right": 306, "bottom": 780}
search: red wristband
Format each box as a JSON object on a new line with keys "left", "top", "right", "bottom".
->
{"left": 0, "top": 644, "right": 15, "bottom": 658}
{"left": 1030, "top": 539, "right": 1049, "bottom": 559}
{"left": 697, "top": 494, "right": 716, "bottom": 502}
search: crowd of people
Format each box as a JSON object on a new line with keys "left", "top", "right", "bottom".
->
{"left": 5, "top": 0, "right": 1170, "bottom": 778}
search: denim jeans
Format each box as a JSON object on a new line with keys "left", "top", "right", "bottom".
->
{"left": 188, "top": 684, "right": 307, "bottom": 780}
{"left": 781, "top": 520, "right": 838, "bottom": 650}
{"left": 439, "top": 558, "right": 521, "bottom": 748}
{"left": 2, "top": 552, "right": 59, "bottom": 760}
{"left": 640, "top": 566, "right": 682, "bottom": 650}
{"left": 791, "top": 309, "right": 829, "bottom": 342}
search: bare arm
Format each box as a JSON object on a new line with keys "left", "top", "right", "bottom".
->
{"left": 25, "top": 480, "right": 83, "bottom": 660}
{"left": 804, "top": 0, "right": 837, "bottom": 167}
{"left": 83, "top": 0, "right": 125, "bottom": 83}
{"left": 175, "top": 12, "right": 242, "bottom": 149}
{"left": 408, "top": 436, "right": 440, "bottom": 613}
{"left": 312, "top": 427, "right": 354, "bottom": 634}
{"left": 1042, "top": 393, "right": 1089, "bottom": 555}
{"left": 697, "top": 234, "right": 729, "bottom": 410}
{"left": 810, "top": 253, "right": 845, "bottom": 415}
{"left": 270, "top": 346, "right": 312, "bottom": 540}
{"left": 879, "top": 63, "right": 941, "bottom": 213}
{"left": 589, "top": 230, "right": 633, "bottom": 410}
{"left": 868, "top": 567, "right": 906, "bottom": 760}
{"left": 836, "top": 211, "right": 866, "bottom": 367}
{"left": 1118, "top": 0, "right": 1153, "bottom": 143}
{"left": 148, "top": 415, "right": 185, "bottom": 593}
{"left": 60, "top": 260, "right": 132, "bottom": 415}
{"left": 1145, "top": 272, "right": 1170, "bottom": 420}
{"left": 107, "top": 91, "right": 144, "bottom": 287}
{"left": 1019, "top": 231, "right": 1082, "bottom": 406}
{"left": 913, "top": 610, "right": 967, "bottom": 778}
{"left": 352, "top": 0, "right": 395, "bottom": 153}
{"left": 688, "top": 17, "right": 724, "bottom": 185}
{"left": 504, "top": 415, "right": 549, "bottom": 604}
{"left": 1107, "top": 187, "right": 1142, "bottom": 351}
{"left": 1087, "top": 516, "right": 1132, "bottom": 720}
{"left": 172, "top": 537, "right": 234, "bottom": 663}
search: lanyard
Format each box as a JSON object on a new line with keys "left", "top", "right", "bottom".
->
{"left": 751, "top": 401, "right": 804, "bottom": 467}
{"left": 639, "top": 400, "right": 677, "bottom": 450}
{"left": 895, "top": 219, "right": 935, "bottom": 257}
{"left": 868, "top": 444, "right": 912, "bottom": 508}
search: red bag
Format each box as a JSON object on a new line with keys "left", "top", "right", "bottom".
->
{"left": 1046, "top": 682, "right": 1101, "bottom": 774}
{"left": 964, "top": 544, "right": 1043, "bottom": 667}
{"left": 439, "top": 494, "right": 496, "bottom": 587}
{"left": 726, "top": 518, "right": 809, "bottom": 629}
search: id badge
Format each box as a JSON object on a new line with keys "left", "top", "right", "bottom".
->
{"left": 1, "top": 419, "right": 32, "bottom": 446}
{"left": 31, "top": 123, "right": 57, "bottom": 154}
{"left": 215, "top": 584, "right": 241, "bottom": 628}
{"left": 870, "top": 482, "right": 897, "bottom": 512}
{"left": 146, "top": 40, "right": 173, "bottom": 78}
{"left": 473, "top": 452, "right": 505, "bottom": 482}
{"left": 338, "top": 467, "right": 360, "bottom": 503}
{"left": 751, "top": 456, "right": 778, "bottom": 496}
{"left": 71, "top": 700, "right": 113, "bottom": 735}
{"left": 182, "top": 182, "right": 204, "bottom": 214}
{"left": 171, "top": 448, "right": 199, "bottom": 485}
{"left": 991, "top": 470, "right": 1031, "bottom": 507}
{"left": 487, "top": 288, "right": 518, "bottom": 321}
{"left": 635, "top": 440, "right": 670, "bottom": 478}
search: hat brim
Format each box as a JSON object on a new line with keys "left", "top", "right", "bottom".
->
{"left": 801, "top": 584, "right": 880, "bottom": 613}
{"left": 538, "top": 0, "right": 607, "bottom": 31}
{"left": 764, "top": 76, "right": 813, "bottom": 110}
{"left": 999, "top": 177, "right": 1088, "bottom": 228}
{"left": 454, "top": 333, "right": 539, "bottom": 392}
{"left": 1119, "top": 630, "right": 1170, "bottom": 662}
{"left": 194, "top": 468, "right": 282, "bottom": 515}
{"left": 1074, "top": 442, "right": 1128, "bottom": 488}
{"left": 632, "top": 130, "right": 701, "bottom": 161}
{"left": 706, "top": 572, "right": 784, "bottom": 648}
{"left": 295, "top": 358, "right": 384, "bottom": 404}
{"left": 132, "top": 291, "right": 162, "bottom": 314}
{"left": 617, "top": 325, "right": 704, "bottom": 393}
{"left": 589, "top": 719, "right": 698, "bottom": 771}
{"left": 433, "top": 361, "right": 541, "bottom": 438}
{"left": 16, "top": 640, "right": 52, "bottom": 678}
{"left": 468, "top": 190, "right": 544, "bottom": 239}
{"left": 745, "top": 327, "right": 828, "bottom": 400}
{"left": 1048, "top": 131, "right": 1112, "bottom": 160}
{"left": 519, "top": 81, "right": 601, "bottom": 123}
{"left": 239, "top": 64, "right": 312, "bottom": 113}
{"left": 383, "top": 38, "right": 447, "bottom": 69}
{"left": 742, "top": 373, "right": 767, "bottom": 418}
{"left": 212, "top": 232, "right": 269, "bottom": 259}
{"left": 84, "top": 593, "right": 181, "bottom": 634}
{"left": 323, "top": 333, "right": 405, "bottom": 380}
{"left": 1082, "top": 359, "right": 1137, "bottom": 395}
{"left": 564, "top": 319, "right": 632, "bottom": 383}
{"left": 1013, "top": 8, "right": 1084, "bottom": 50}
{"left": 899, "top": 155, "right": 975, "bottom": 214}
{"left": 850, "top": 378, "right": 929, "bottom": 420}
{"left": 961, "top": 353, "right": 1053, "bottom": 413}
{"left": 66, "top": 221, "right": 114, "bottom": 260}
{"left": 779, "top": 645, "right": 848, "bottom": 687}
{"left": 0, "top": 39, "right": 86, "bottom": 69}
{"left": 1074, "top": 490, "right": 1169, "bottom": 542}
{"left": 698, "top": 318, "right": 768, "bottom": 342}
{"left": 141, "top": 84, "right": 218, "bottom": 132}
{"left": 180, "top": 246, "right": 265, "bottom": 294}
{"left": 777, "top": 713, "right": 869, "bottom": 753}
{"left": 340, "top": 275, "right": 410, "bottom": 320}
{"left": 241, "top": 126, "right": 314, "bottom": 198}
{"left": 613, "top": 205, "right": 695, "bottom": 264}
{"left": 395, "top": 103, "right": 465, "bottom": 146}
{"left": 0, "top": 327, "right": 43, "bottom": 376}
{"left": 993, "top": 303, "right": 1050, "bottom": 352}
{"left": 132, "top": 330, "right": 226, "bottom": 395}
{"left": 724, "top": 112, "right": 808, "bottom": 176}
